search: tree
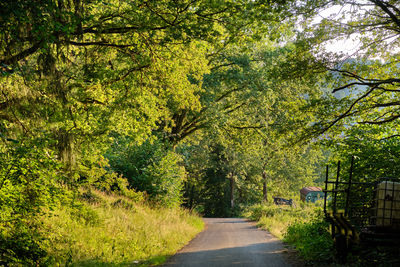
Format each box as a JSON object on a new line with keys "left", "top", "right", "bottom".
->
{"left": 296, "top": 0, "right": 400, "bottom": 136}
{"left": 323, "top": 121, "right": 400, "bottom": 180}
{"left": 176, "top": 41, "right": 325, "bottom": 215}
{"left": 0, "top": 0, "right": 297, "bottom": 175}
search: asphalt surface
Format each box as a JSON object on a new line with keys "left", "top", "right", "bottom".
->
{"left": 163, "top": 218, "right": 295, "bottom": 267}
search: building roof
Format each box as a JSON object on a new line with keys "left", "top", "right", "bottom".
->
{"left": 300, "top": 186, "right": 323, "bottom": 195}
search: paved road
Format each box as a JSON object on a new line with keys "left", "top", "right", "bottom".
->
{"left": 163, "top": 218, "right": 296, "bottom": 267}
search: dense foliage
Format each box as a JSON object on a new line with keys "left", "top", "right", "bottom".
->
{"left": 107, "top": 138, "right": 185, "bottom": 207}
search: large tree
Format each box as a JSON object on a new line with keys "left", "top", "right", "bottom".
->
{"left": 297, "top": 0, "right": 400, "bottom": 137}
{"left": 178, "top": 42, "right": 325, "bottom": 214}
{"left": 0, "top": 0, "right": 295, "bottom": 172}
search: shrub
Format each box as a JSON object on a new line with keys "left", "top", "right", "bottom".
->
{"left": 245, "top": 203, "right": 322, "bottom": 222}
{"left": 244, "top": 202, "right": 333, "bottom": 261}
{"left": 107, "top": 138, "right": 185, "bottom": 207}
{"left": 0, "top": 137, "right": 63, "bottom": 265}
{"left": 246, "top": 204, "right": 284, "bottom": 220}
{"left": 0, "top": 227, "right": 46, "bottom": 265}
{"left": 79, "top": 189, "right": 104, "bottom": 205}
{"left": 69, "top": 201, "right": 101, "bottom": 226}
{"left": 284, "top": 220, "right": 333, "bottom": 262}
{"left": 111, "top": 198, "right": 135, "bottom": 210}
{"left": 144, "top": 149, "right": 185, "bottom": 207}
{"left": 111, "top": 176, "right": 145, "bottom": 202}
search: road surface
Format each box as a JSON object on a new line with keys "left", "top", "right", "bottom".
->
{"left": 163, "top": 218, "right": 299, "bottom": 267}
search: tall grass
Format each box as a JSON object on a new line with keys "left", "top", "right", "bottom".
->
{"left": 40, "top": 189, "right": 204, "bottom": 266}
{"left": 243, "top": 202, "right": 322, "bottom": 238}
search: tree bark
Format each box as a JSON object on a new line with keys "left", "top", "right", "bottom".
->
{"left": 189, "top": 184, "right": 195, "bottom": 211}
{"left": 230, "top": 173, "right": 235, "bottom": 209}
{"left": 57, "top": 129, "right": 75, "bottom": 172}
{"left": 262, "top": 170, "right": 268, "bottom": 202}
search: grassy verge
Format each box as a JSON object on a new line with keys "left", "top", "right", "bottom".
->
{"left": 243, "top": 202, "right": 333, "bottom": 263}
{"left": 245, "top": 202, "right": 400, "bottom": 266}
{"left": 40, "top": 189, "right": 204, "bottom": 266}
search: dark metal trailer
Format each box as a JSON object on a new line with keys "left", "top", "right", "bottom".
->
{"left": 323, "top": 157, "right": 400, "bottom": 261}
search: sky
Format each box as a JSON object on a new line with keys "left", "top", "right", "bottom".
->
{"left": 312, "top": 2, "right": 399, "bottom": 59}
{"left": 314, "top": 4, "right": 363, "bottom": 56}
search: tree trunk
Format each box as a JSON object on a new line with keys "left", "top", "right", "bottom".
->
{"left": 262, "top": 170, "right": 268, "bottom": 202}
{"left": 189, "top": 184, "right": 195, "bottom": 211}
{"left": 57, "top": 129, "right": 75, "bottom": 172}
{"left": 230, "top": 173, "right": 235, "bottom": 209}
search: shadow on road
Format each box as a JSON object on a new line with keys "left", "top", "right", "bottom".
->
{"left": 163, "top": 242, "right": 291, "bottom": 267}
{"left": 213, "top": 219, "right": 249, "bottom": 224}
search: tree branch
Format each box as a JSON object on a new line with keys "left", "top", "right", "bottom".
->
{"left": 68, "top": 41, "right": 135, "bottom": 48}
{"left": 1, "top": 42, "right": 42, "bottom": 65}
{"left": 370, "top": 0, "right": 400, "bottom": 29}
{"left": 320, "top": 86, "right": 377, "bottom": 134}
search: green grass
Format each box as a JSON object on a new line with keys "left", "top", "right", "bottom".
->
{"left": 40, "top": 189, "right": 204, "bottom": 266}
{"left": 243, "top": 201, "right": 333, "bottom": 263}
{"left": 284, "top": 220, "right": 333, "bottom": 262}
{"left": 243, "top": 202, "right": 322, "bottom": 238}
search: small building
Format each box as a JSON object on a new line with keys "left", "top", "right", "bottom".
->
{"left": 300, "top": 186, "right": 324, "bottom": 203}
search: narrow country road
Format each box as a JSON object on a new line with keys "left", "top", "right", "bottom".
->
{"left": 163, "top": 218, "right": 299, "bottom": 267}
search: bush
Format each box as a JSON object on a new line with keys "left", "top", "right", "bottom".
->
{"left": 144, "top": 149, "right": 185, "bottom": 207}
{"left": 0, "top": 137, "right": 63, "bottom": 265}
{"left": 111, "top": 176, "right": 145, "bottom": 202}
{"left": 244, "top": 202, "right": 334, "bottom": 262}
{"left": 245, "top": 203, "right": 322, "bottom": 222}
{"left": 284, "top": 220, "right": 333, "bottom": 262}
{"left": 69, "top": 202, "right": 101, "bottom": 226}
{"left": 79, "top": 189, "right": 104, "bottom": 205}
{"left": 107, "top": 138, "right": 185, "bottom": 207}
{"left": 111, "top": 198, "right": 135, "bottom": 210}
{"left": 246, "top": 204, "right": 285, "bottom": 220}
{"left": 0, "top": 227, "right": 46, "bottom": 265}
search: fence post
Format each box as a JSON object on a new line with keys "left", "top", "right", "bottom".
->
{"left": 324, "top": 165, "right": 329, "bottom": 215}
{"left": 333, "top": 161, "right": 341, "bottom": 214}
{"left": 345, "top": 156, "right": 354, "bottom": 217}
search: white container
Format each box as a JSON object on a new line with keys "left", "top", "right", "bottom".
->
{"left": 375, "top": 181, "right": 400, "bottom": 228}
